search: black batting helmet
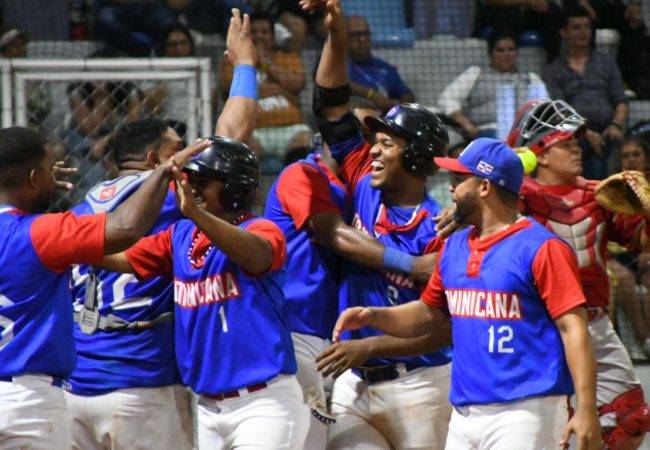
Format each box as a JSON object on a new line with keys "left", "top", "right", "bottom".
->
{"left": 183, "top": 135, "right": 259, "bottom": 211}
{"left": 364, "top": 103, "right": 449, "bottom": 176}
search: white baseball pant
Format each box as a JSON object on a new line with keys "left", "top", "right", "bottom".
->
{"left": 64, "top": 384, "right": 194, "bottom": 450}
{"left": 292, "top": 332, "right": 334, "bottom": 450}
{"left": 328, "top": 363, "right": 452, "bottom": 450}
{"left": 197, "top": 374, "right": 309, "bottom": 450}
{"left": 444, "top": 395, "right": 569, "bottom": 450}
{"left": 0, "top": 374, "right": 71, "bottom": 450}
{"left": 589, "top": 314, "right": 641, "bottom": 406}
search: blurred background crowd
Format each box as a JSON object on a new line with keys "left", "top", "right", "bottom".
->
{"left": 2, "top": 0, "right": 650, "bottom": 361}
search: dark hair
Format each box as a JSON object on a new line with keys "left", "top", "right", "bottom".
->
{"left": 487, "top": 30, "right": 517, "bottom": 54}
{"left": 108, "top": 118, "right": 170, "bottom": 168}
{"left": 0, "top": 127, "right": 46, "bottom": 188}
{"left": 493, "top": 183, "right": 520, "bottom": 207}
{"left": 622, "top": 135, "right": 650, "bottom": 171}
{"left": 157, "top": 22, "right": 196, "bottom": 57}
{"left": 561, "top": 5, "right": 593, "bottom": 28}
{"left": 250, "top": 12, "right": 274, "bottom": 28}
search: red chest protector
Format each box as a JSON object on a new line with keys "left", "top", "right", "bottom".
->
{"left": 521, "top": 176, "right": 611, "bottom": 308}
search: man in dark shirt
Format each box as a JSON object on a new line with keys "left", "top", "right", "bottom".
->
{"left": 346, "top": 15, "right": 415, "bottom": 112}
{"left": 543, "top": 5, "right": 628, "bottom": 179}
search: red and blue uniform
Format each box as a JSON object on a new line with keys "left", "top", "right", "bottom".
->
{"left": 264, "top": 153, "right": 349, "bottom": 339}
{"left": 69, "top": 172, "right": 182, "bottom": 396}
{"left": 125, "top": 215, "right": 296, "bottom": 394}
{"left": 329, "top": 132, "right": 452, "bottom": 370}
{"left": 422, "top": 218, "right": 586, "bottom": 406}
{"left": 0, "top": 206, "right": 105, "bottom": 379}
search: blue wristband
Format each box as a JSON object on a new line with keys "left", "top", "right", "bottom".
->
{"left": 229, "top": 64, "right": 258, "bottom": 100}
{"left": 381, "top": 247, "right": 415, "bottom": 274}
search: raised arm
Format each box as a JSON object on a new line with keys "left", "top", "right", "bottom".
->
{"left": 214, "top": 9, "right": 258, "bottom": 143}
{"left": 103, "top": 138, "right": 211, "bottom": 254}
{"left": 312, "top": 0, "right": 350, "bottom": 122}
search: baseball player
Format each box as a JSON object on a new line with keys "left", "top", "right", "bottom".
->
{"left": 264, "top": 100, "right": 441, "bottom": 449}
{"left": 508, "top": 99, "right": 650, "bottom": 449}
{"left": 0, "top": 126, "right": 208, "bottom": 449}
{"left": 334, "top": 138, "right": 602, "bottom": 450}
{"left": 100, "top": 137, "right": 309, "bottom": 450}
{"left": 63, "top": 10, "right": 259, "bottom": 450}
{"left": 297, "top": 1, "right": 453, "bottom": 448}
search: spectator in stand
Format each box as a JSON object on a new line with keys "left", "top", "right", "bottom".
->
{"left": 59, "top": 49, "right": 142, "bottom": 208}
{"left": 0, "top": 27, "right": 52, "bottom": 134}
{"left": 345, "top": 15, "right": 415, "bottom": 112}
{"left": 607, "top": 135, "right": 650, "bottom": 357}
{"left": 218, "top": 12, "right": 311, "bottom": 172}
{"left": 0, "top": 28, "right": 27, "bottom": 57}
{"left": 143, "top": 22, "right": 196, "bottom": 139}
{"left": 543, "top": 5, "right": 628, "bottom": 180}
{"left": 94, "top": 0, "right": 179, "bottom": 57}
{"left": 476, "top": 0, "right": 563, "bottom": 61}
{"left": 438, "top": 31, "right": 548, "bottom": 140}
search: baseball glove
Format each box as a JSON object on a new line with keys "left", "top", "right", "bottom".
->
{"left": 595, "top": 170, "right": 650, "bottom": 216}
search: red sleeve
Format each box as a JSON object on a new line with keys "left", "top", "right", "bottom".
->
{"left": 30, "top": 212, "right": 106, "bottom": 272}
{"left": 341, "top": 141, "right": 373, "bottom": 190}
{"left": 245, "top": 219, "right": 286, "bottom": 273}
{"left": 125, "top": 228, "right": 174, "bottom": 279}
{"left": 532, "top": 239, "right": 587, "bottom": 319}
{"left": 421, "top": 243, "right": 447, "bottom": 309}
{"left": 277, "top": 163, "right": 341, "bottom": 230}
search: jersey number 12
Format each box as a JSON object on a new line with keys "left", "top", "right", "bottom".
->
{"left": 488, "top": 325, "right": 514, "bottom": 354}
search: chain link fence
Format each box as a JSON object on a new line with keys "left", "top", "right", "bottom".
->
{"left": 0, "top": 58, "right": 212, "bottom": 210}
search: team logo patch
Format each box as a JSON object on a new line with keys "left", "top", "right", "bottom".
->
{"left": 476, "top": 161, "right": 494, "bottom": 175}
{"left": 98, "top": 185, "right": 116, "bottom": 200}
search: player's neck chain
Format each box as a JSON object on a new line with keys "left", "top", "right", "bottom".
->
{"left": 188, "top": 212, "right": 249, "bottom": 268}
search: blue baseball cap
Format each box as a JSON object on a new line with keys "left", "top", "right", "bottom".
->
{"left": 434, "top": 138, "right": 524, "bottom": 194}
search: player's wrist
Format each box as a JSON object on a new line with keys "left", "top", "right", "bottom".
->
{"left": 382, "top": 247, "right": 415, "bottom": 274}
{"left": 230, "top": 64, "right": 258, "bottom": 100}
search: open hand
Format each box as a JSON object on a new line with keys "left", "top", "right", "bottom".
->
{"left": 332, "top": 307, "right": 374, "bottom": 342}
{"left": 167, "top": 138, "right": 212, "bottom": 173}
{"left": 52, "top": 160, "right": 77, "bottom": 190}
{"left": 225, "top": 8, "right": 256, "bottom": 67}
{"left": 315, "top": 340, "right": 371, "bottom": 378}
{"left": 434, "top": 204, "right": 462, "bottom": 238}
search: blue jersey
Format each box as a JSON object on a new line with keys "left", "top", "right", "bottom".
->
{"left": 126, "top": 216, "right": 296, "bottom": 395}
{"left": 423, "top": 218, "right": 586, "bottom": 406}
{"left": 348, "top": 56, "right": 413, "bottom": 100}
{"left": 0, "top": 206, "right": 106, "bottom": 379}
{"left": 328, "top": 131, "right": 452, "bottom": 370}
{"left": 69, "top": 172, "right": 182, "bottom": 396}
{"left": 264, "top": 154, "right": 349, "bottom": 339}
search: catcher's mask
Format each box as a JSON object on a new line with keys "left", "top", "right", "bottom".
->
{"left": 364, "top": 103, "right": 449, "bottom": 177}
{"left": 507, "top": 99, "right": 586, "bottom": 155}
{"left": 183, "top": 135, "right": 259, "bottom": 212}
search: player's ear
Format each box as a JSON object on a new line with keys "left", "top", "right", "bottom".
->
{"left": 27, "top": 167, "right": 41, "bottom": 191}
{"left": 536, "top": 150, "right": 549, "bottom": 168}
{"left": 478, "top": 178, "right": 491, "bottom": 198}
{"left": 145, "top": 150, "right": 159, "bottom": 168}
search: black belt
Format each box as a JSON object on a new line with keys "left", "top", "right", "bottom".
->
{"left": 353, "top": 363, "right": 413, "bottom": 384}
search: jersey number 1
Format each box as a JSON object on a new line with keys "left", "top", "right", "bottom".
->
{"left": 488, "top": 325, "right": 514, "bottom": 354}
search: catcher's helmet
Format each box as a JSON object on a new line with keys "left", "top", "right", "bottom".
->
{"left": 507, "top": 99, "right": 586, "bottom": 155}
{"left": 364, "top": 103, "right": 449, "bottom": 176}
{"left": 183, "top": 135, "right": 259, "bottom": 211}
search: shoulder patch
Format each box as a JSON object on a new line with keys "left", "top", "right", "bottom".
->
{"left": 85, "top": 172, "right": 150, "bottom": 213}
